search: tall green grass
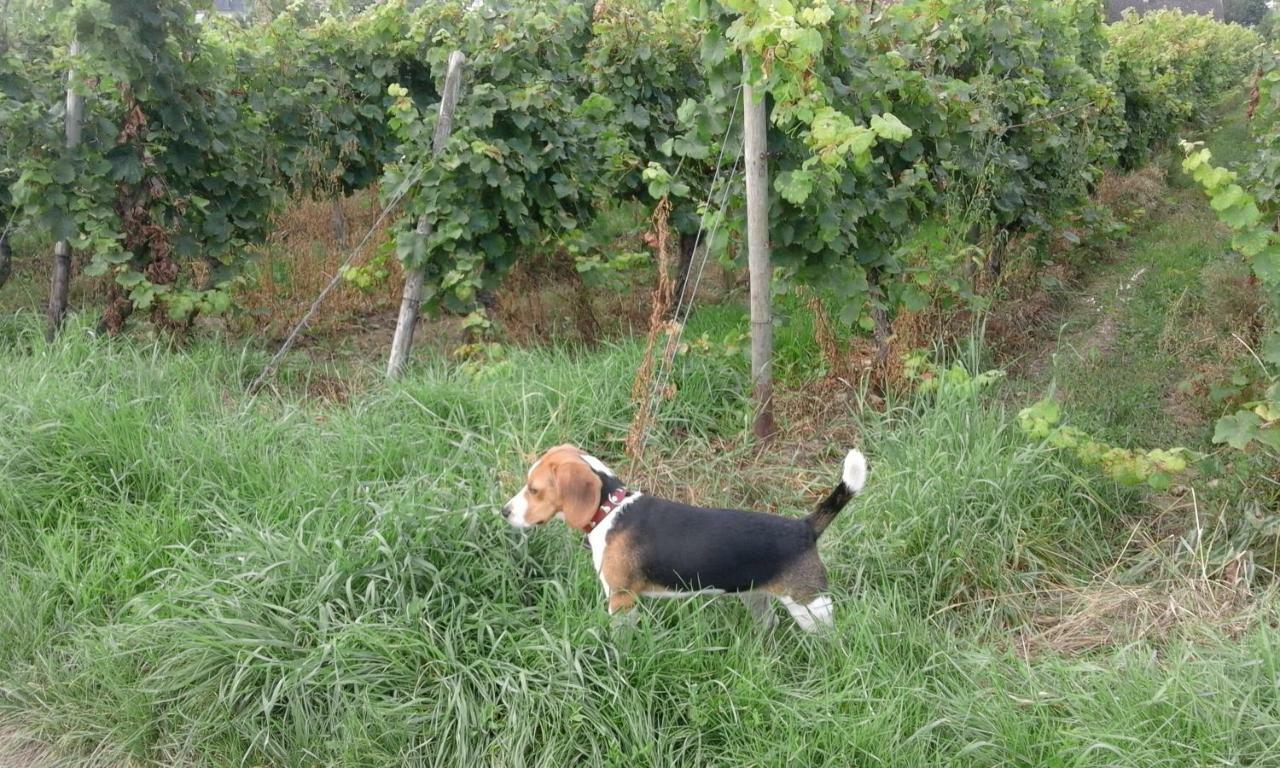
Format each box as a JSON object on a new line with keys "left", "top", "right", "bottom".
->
{"left": 1, "top": 315, "right": 1278, "bottom": 766}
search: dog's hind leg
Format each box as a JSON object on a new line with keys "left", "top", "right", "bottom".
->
{"left": 762, "top": 552, "right": 832, "bottom": 632}
{"left": 739, "top": 593, "right": 777, "bottom": 629}
{"left": 780, "top": 595, "right": 834, "bottom": 633}
{"left": 608, "top": 590, "right": 640, "bottom": 630}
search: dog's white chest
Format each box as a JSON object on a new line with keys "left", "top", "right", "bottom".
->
{"left": 586, "top": 493, "right": 638, "bottom": 594}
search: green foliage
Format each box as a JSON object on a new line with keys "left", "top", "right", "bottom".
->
{"left": 1, "top": 20, "right": 106, "bottom": 258}
{"left": 1018, "top": 398, "right": 1193, "bottom": 490}
{"left": 280, "top": 0, "right": 1254, "bottom": 328}
{"left": 0, "top": 34, "right": 58, "bottom": 243}
{"left": 902, "top": 351, "right": 1005, "bottom": 400}
{"left": 681, "top": 0, "right": 1124, "bottom": 331}
{"left": 0, "top": 1, "right": 1263, "bottom": 338}
{"left": 5, "top": 0, "right": 280, "bottom": 327}
{"left": 9, "top": 320, "right": 1280, "bottom": 766}
{"left": 378, "top": 0, "right": 723, "bottom": 312}
{"left": 209, "top": 3, "right": 425, "bottom": 199}
{"left": 1180, "top": 54, "right": 1280, "bottom": 454}
{"left": 1107, "top": 10, "right": 1260, "bottom": 168}
{"left": 378, "top": 0, "right": 1255, "bottom": 333}
{"left": 1225, "top": 0, "right": 1269, "bottom": 29}
{"left": 718, "top": 0, "right": 907, "bottom": 196}
{"left": 583, "top": 0, "right": 704, "bottom": 231}
{"left": 382, "top": 1, "right": 606, "bottom": 311}
{"left": 338, "top": 252, "right": 391, "bottom": 292}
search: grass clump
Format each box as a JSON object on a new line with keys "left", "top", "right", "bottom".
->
{"left": 851, "top": 393, "right": 1122, "bottom": 611}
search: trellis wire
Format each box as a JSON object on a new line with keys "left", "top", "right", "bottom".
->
{"left": 628, "top": 85, "right": 745, "bottom": 471}
{"left": 251, "top": 84, "right": 747, "bottom": 415}
{"left": 247, "top": 161, "right": 428, "bottom": 395}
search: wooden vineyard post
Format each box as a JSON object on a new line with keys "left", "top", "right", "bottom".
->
{"left": 47, "top": 37, "right": 84, "bottom": 342}
{"left": 331, "top": 196, "right": 349, "bottom": 247}
{"left": 0, "top": 225, "right": 11, "bottom": 289}
{"left": 742, "top": 56, "right": 776, "bottom": 441}
{"left": 387, "top": 50, "right": 466, "bottom": 379}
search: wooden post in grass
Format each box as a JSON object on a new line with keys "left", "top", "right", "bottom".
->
{"left": 0, "top": 228, "right": 12, "bottom": 290}
{"left": 331, "top": 196, "right": 349, "bottom": 247}
{"left": 387, "top": 50, "right": 466, "bottom": 379}
{"left": 742, "top": 56, "right": 776, "bottom": 441}
{"left": 47, "top": 37, "right": 84, "bottom": 342}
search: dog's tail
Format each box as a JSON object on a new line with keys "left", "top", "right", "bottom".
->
{"left": 806, "top": 449, "right": 868, "bottom": 537}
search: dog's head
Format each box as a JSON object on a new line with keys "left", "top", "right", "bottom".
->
{"left": 500, "top": 444, "right": 603, "bottom": 529}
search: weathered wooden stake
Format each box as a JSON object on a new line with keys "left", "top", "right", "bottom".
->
{"left": 387, "top": 50, "right": 466, "bottom": 379}
{"left": 331, "top": 196, "right": 349, "bottom": 247}
{"left": 0, "top": 230, "right": 12, "bottom": 290}
{"left": 47, "top": 37, "right": 84, "bottom": 342}
{"left": 743, "top": 57, "right": 776, "bottom": 440}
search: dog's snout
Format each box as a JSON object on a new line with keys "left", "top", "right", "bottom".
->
{"left": 500, "top": 487, "right": 529, "bottom": 527}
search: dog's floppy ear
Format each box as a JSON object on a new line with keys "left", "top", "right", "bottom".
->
{"left": 553, "top": 457, "right": 601, "bottom": 529}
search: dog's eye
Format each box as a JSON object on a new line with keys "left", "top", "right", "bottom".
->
{"left": 529, "top": 486, "right": 541, "bottom": 496}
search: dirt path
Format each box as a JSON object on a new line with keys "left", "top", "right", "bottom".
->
{"left": 1004, "top": 146, "right": 1249, "bottom": 453}
{"left": 0, "top": 727, "right": 56, "bottom": 768}
{"left": 1005, "top": 93, "right": 1260, "bottom": 452}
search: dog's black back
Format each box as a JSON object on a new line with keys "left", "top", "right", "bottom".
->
{"left": 611, "top": 498, "right": 818, "bottom": 593}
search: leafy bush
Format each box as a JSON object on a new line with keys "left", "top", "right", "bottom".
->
{"left": 209, "top": 4, "right": 430, "bottom": 200}
{"left": 6, "top": 1, "right": 280, "bottom": 328}
{"left": 0, "top": 39, "right": 58, "bottom": 287}
{"left": 1108, "top": 9, "right": 1260, "bottom": 167}
{"left": 0, "top": 1, "right": 1262, "bottom": 335}
{"left": 1179, "top": 46, "right": 1280, "bottom": 453}
{"left": 383, "top": 0, "right": 1258, "bottom": 329}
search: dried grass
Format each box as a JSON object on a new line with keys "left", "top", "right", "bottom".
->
{"left": 0, "top": 726, "right": 83, "bottom": 768}
{"left": 1162, "top": 263, "right": 1266, "bottom": 419}
{"left": 1015, "top": 576, "right": 1259, "bottom": 657}
{"left": 493, "top": 250, "right": 651, "bottom": 346}
{"left": 987, "top": 261, "right": 1074, "bottom": 371}
{"left": 626, "top": 198, "right": 682, "bottom": 462}
{"left": 235, "top": 189, "right": 402, "bottom": 339}
{"left": 1096, "top": 164, "right": 1169, "bottom": 217}
{"left": 1014, "top": 488, "right": 1266, "bottom": 658}
{"left": 771, "top": 377, "right": 865, "bottom": 455}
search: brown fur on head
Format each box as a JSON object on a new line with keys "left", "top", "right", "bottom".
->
{"left": 500, "top": 444, "right": 603, "bottom": 529}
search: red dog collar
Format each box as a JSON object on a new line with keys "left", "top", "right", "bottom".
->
{"left": 581, "top": 488, "right": 629, "bottom": 533}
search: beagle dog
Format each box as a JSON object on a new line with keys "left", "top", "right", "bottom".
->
{"left": 500, "top": 444, "right": 867, "bottom": 631}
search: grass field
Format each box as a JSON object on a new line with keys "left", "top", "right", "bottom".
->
{"left": 1, "top": 320, "right": 1278, "bottom": 765}
{"left": 3, "top": 105, "right": 1280, "bottom": 766}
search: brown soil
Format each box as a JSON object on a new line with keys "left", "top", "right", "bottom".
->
{"left": 0, "top": 727, "right": 63, "bottom": 768}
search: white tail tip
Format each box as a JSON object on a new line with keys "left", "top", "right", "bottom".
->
{"left": 842, "top": 449, "right": 867, "bottom": 493}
